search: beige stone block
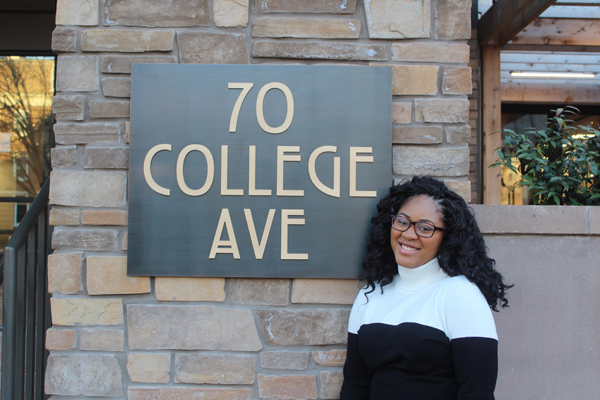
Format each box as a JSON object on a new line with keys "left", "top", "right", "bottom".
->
{"left": 127, "top": 304, "right": 262, "bottom": 351}
{"left": 51, "top": 298, "right": 123, "bottom": 326}
{"left": 472, "top": 205, "right": 587, "bottom": 234}
{"left": 258, "top": 374, "right": 317, "bottom": 400}
{"left": 128, "top": 387, "right": 252, "bottom": 400}
{"left": 46, "top": 328, "right": 76, "bottom": 351}
{"left": 52, "top": 27, "right": 77, "bottom": 52}
{"left": 415, "top": 99, "right": 469, "bottom": 123}
{"left": 56, "top": 55, "right": 98, "bottom": 92}
{"left": 391, "top": 42, "right": 469, "bottom": 63}
{"left": 393, "top": 146, "right": 469, "bottom": 177}
{"left": 102, "top": 55, "right": 177, "bottom": 74}
{"left": 128, "top": 353, "right": 171, "bottom": 383}
{"left": 365, "top": 0, "right": 430, "bottom": 39}
{"left": 392, "top": 126, "right": 443, "bottom": 144}
{"left": 392, "top": 103, "right": 411, "bottom": 124}
{"left": 445, "top": 125, "right": 471, "bottom": 144}
{"left": 52, "top": 228, "right": 119, "bottom": 251}
{"left": 51, "top": 146, "right": 77, "bottom": 168}
{"left": 87, "top": 256, "right": 150, "bottom": 295}
{"left": 48, "top": 252, "right": 82, "bottom": 294}
{"left": 215, "top": 0, "right": 249, "bottom": 27}
{"left": 444, "top": 180, "right": 471, "bottom": 202}
{"left": 320, "top": 371, "right": 343, "bottom": 399}
{"left": 390, "top": 65, "right": 438, "bottom": 96}
{"left": 253, "top": 17, "right": 360, "bottom": 39}
{"left": 312, "top": 350, "right": 347, "bottom": 366}
{"left": 54, "top": 122, "right": 121, "bottom": 144}
{"left": 50, "top": 207, "right": 80, "bottom": 226}
{"left": 89, "top": 100, "right": 130, "bottom": 119}
{"left": 81, "top": 210, "right": 128, "bottom": 226}
{"left": 83, "top": 147, "right": 129, "bottom": 169}
{"left": 56, "top": 0, "right": 99, "bottom": 26}
{"left": 80, "top": 329, "right": 124, "bottom": 351}
{"left": 436, "top": 0, "right": 471, "bottom": 39}
{"left": 256, "top": 309, "right": 349, "bottom": 345}
{"left": 178, "top": 32, "right": 249, "bottom": 64}
{"left": 81, "top": 30, "right": 174, "bottom": 52}
{"left": 122, "top": 230, "right": 128, "bottom": 250}
{"left": 52, "top": 95, "right": 84, "bottom": 121}
{"left": 103, "top": 0, "right": 210, "bottom": 27}
{"left": 253, "top": 41, "right": 387, "bottom": 61}
{"left": 261, "top": 351, "right": 309, "bottom": 370}
{"left": 45, "top": 354, "right": 121, "bottom": 396}
{"left": 101, "top": 77, "right": 131, "bottom": 97}
{"left": 443, "top": 67, "right": 472, "bottom": 94}
{"left": 155, "top": 277, "right": 225, "bottom": 301}
{"left": 125, "top": 122, "right": 130, "bottom": 143}
{"left": 229, "top": 278, "right": 289, "bottom": 305}
{"left": 255, "top": 0, "right": 357, "bottom": 13}
{"left": 50, "top": 171, "right": 127, "bottom": 207}
{"left": 292, "top": 279, "right": 359, "bottom": 304}
{"left": 175, "top": 353, "right": 255, "bottom": 384}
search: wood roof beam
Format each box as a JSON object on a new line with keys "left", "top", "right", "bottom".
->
{"left": 503, "top": 43, "right": 600, "bottom": 52}
{"left": 478, "top": 0, "right": 558, "bottom": 46}
{"left": 511, "top": 18, "right": 600, "bottom": 46}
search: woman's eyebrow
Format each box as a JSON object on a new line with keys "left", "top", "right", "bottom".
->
{"left": 398, "top": 213, "right": 435, "bottom": 223}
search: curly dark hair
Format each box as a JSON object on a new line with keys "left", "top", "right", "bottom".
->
{"left": 360, "top": 175, "right": 511, "bottom": 311}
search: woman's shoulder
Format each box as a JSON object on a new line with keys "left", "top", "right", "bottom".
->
{"left": 442, "top": 274, "right": 483, "bottom": 299}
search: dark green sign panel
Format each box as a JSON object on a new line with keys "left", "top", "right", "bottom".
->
{"left": 128, "top": 64, "right": 391, "bottom": 278}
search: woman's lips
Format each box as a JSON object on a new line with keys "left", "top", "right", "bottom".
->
{"left": 399, "top": 242, "right": 420, "bottom": 254}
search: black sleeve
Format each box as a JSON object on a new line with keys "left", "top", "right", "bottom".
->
{"left": 340, "top": 332, "right": 371, "bottom": 400}
{"left": 451, "top": 337, "right": 498, "bottom": 400}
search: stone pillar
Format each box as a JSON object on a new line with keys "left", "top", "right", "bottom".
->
{"left": 47, "top": 0, "right": 473, "bottom": 398}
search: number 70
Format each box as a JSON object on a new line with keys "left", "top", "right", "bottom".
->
{"left": 228, "top": 82, "right": 294, "bottom": 134}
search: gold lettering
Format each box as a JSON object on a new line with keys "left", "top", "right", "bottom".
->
{"left": 349, "top": 147, "right": 377, "bottom": 197}
{"left": 281, "top": 209, "right": 308, "bottom": 260}
{"left": 209, "top": 209, "right": 240, "bottom": 259}
{"left": 277, "top": 146, "right": 304, "bottom": 197}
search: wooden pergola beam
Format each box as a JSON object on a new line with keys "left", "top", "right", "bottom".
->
{"left": 478, "top": 0, "right": 558, "bottom": 46}
{"left": 482, "top": 46, "right": 503, "bottom": 205}
{"left": 503, "top": 44, "right": 600, "bottom": 52}
{"left": 512, "top": 18, "right": 600, "bottom": 46}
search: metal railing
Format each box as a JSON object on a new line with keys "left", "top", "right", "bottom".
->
{"left": 1, "top": 180, "right": 51, "bottom": 400}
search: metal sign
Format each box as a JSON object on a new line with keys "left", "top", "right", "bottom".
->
{"left": 128, "top": 64, "right": 391, "bottom": 278}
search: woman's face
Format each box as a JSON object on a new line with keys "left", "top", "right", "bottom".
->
{"left": 390, "top": 195, "right": 445, "bottom": 269}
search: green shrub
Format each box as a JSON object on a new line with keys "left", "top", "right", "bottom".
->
{"left": 492, "top": 106, "right": 600, "bottom": 205}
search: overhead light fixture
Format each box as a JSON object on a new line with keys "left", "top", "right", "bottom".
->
{"left": 510, "top": 71, "right": 596, "bottom": 78}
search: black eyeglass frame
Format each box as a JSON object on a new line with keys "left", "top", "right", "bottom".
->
{"left": 390, "top": 215, "right": 444, "bottom": 238}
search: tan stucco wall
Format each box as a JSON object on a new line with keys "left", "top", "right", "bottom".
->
{"left": 473, "top": 205, "right": 600, "bottom": 400}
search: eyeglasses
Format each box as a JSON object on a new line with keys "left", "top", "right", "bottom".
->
{"left": 391, "top": 215, "right": 444, "bottom": 238}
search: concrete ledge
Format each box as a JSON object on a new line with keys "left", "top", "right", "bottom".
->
{"left": 472, "top": 205, "right": 597, "bottom": 235}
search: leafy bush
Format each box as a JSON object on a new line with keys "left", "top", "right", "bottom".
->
{"left": 492, "top": 106, "right": 600, "bottom": 205}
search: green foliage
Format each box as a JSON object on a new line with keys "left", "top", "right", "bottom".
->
{"left": 491, "top": 106, "right": 600, "bottom": 205}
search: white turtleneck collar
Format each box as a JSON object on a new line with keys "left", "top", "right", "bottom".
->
{"left": 396, "top": 257, "right": 447, "bottom": 292}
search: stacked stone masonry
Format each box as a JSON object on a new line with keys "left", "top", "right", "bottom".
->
{"left": 48, "top": 0, "right": 473, "bottom": 398}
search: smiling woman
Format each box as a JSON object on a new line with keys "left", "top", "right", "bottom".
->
{"left": 389, "top": 195, "right": 445, "bottom": 268}
{"left": 340, "top": 176, "right": 512, "bottom": 400}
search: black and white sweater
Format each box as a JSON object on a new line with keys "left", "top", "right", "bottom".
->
{"left": 340, "top": 258, "right": 498, "bottom": 400}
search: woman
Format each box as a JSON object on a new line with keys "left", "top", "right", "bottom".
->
{"left": 340, "top": 176, "right": 511, "bottom": 400}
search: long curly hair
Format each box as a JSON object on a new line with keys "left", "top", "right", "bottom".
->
{"left": 360, "top": 176, "right": 511, "bottom": 311}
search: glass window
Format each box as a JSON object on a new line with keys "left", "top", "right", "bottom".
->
{"left": 500, "top": 104, "right": 600, "bottom": 205}
{"left": 0, "top": 56, "right": 55, "bottom": 249}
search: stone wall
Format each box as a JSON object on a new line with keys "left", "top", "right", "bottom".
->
{"left": 47, "top": 0, "right": 472, "bottom": 398}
